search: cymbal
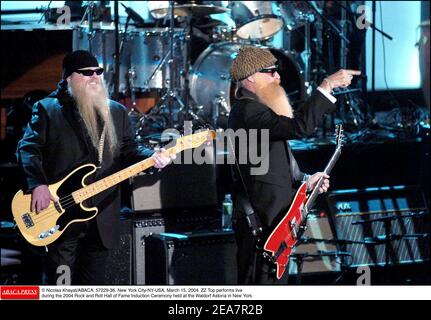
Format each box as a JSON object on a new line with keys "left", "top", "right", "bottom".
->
{"left": 151, "top": 4, "right": 230, "bottom": 18}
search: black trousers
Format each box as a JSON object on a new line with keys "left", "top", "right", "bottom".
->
{"left": 43, "top": 219, "right": 109, "bottom": 285}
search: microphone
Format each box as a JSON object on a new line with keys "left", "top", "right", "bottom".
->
{"left": 120, "top": 3, "right": 145, "bottom": 26}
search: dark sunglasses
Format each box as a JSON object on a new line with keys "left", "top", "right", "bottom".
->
{"left": 75, "top": 68, "right": 104, "bottom": 76}
{"left": 259, "top": 65, "right": 278, "bottom": 76}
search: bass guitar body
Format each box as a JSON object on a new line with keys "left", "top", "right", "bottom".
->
{"left": 12, "top": 164, "right": 98, "bottom": 246}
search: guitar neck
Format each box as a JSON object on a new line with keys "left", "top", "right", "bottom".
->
{"left": 305, "top": 147, "right": 341, "bottom": 212}
{"left": 72, "top": 147, "right": 176, "bottom": 203}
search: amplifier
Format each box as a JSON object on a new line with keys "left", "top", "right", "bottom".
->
{"left": 145, "top": 231, "right": 237, "bottom": 285}
{"left": 288, "top": 211, "right": 341, "bottom": 275}
{"left": 104, "top": 215, "right": 133, "bottom": 285}
{"left": 131, "top": 144, "right": 217, "bottom": 213}
{"left": 327, "top": 185, "right": 430, "bottom": 267}
{"left": 133, "top": 212, "right": 219, "bottom": 285}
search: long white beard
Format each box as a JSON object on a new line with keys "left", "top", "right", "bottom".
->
{"left": 255, "top": 79, "right": 294, "bottom": 118}
{"left": 67, "top": 79, "right": 117, "bottom": 157}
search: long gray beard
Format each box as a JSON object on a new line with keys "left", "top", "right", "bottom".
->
{"left": 255, "top": 81, "right": 294, "bottom": 118}
{"left": 67, "top": 80, "right": 117, "bottom": 157}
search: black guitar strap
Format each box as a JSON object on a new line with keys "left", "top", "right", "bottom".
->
{"left": 227, "top": 135, "right": 263, "bottom": 240}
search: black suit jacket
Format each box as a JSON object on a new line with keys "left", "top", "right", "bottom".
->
{"left": 16, "top": 80, "right": 153, "bottom": 249}
{"left": 228, "top": 89, "right": 336, "bottom": 228}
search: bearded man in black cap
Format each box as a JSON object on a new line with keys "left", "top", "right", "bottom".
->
{"left": 17, "top": 50, "right": 173, "bottom": 284}
{"left": 228, "top": 46, "right": 361, "bottom": 284}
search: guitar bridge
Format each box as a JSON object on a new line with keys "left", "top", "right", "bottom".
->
{"left": 22, "top": 213, "right": 34, "bottom": 228}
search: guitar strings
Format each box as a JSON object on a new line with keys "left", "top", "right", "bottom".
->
{"left": 31, "top": 195, "right": 77, "bottom": 223}
{"left": 30, "top": 168, "right": 125, "bottom": 222}
{"left": 30, "top": 163, "right": 146, "bottom": 223}
{"left": 29, "top": 157, "right": 158, "bottom": 223}
{"left": 27, "top": 141, "right": 196, "bottom": 224}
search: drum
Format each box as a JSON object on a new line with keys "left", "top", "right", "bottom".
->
{"left": 212, "top": 25, "right": 239, "bottom": 43}
{"left": 72, "top": 24, "right": 128, "bottom": 93}
{"left": 73, "top": 25, "right": 185, "bottom": 93}
{"left": 189, "top": 42, "right": 305, "bottom": 125}
{"left": 228, "top": 1, "right": 284, "bottom": 40}
{"left": 279, "top": 1, "right": 315, "bottom": 31}
{"left": 127, "top": 28, "right": 185, "bottom": 91}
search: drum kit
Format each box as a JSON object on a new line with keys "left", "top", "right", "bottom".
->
{"left": 72, "top": 1, "right": 323, "bottom": 134}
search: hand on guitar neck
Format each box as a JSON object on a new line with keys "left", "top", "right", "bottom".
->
{"left": 152, "top": 147, "right": 176, "bottom": 169}
{"left": 307, "top": 172, "right": 330, "bottom": 194}
{"left": 263, "top": 125, "right": 343, "bottom": 280}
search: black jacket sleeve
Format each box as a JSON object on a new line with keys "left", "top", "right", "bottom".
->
{"left": 243, "top": 90, "right": 336, "bottom": 140}
{"left": 16, "top": 102, "right": 49, "bottom": 193}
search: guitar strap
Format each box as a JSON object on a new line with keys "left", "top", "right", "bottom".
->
{"left": 97, "top": 125, "right": 106, "bottom": 166}
{"left": 227, "top": 135, "right": 263, "bottom": 241}
{"left": 286, "top": 142, "right": 306, "bottom": 183}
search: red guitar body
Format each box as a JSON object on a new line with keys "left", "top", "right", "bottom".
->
{"left": 263, "top": 125, "right": 343, "bottom": 279}
{"left": 263, "top": 182, "right": 308, "bottom": 279}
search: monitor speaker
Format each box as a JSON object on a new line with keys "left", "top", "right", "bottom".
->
{"left": 145, "top": 231, "right": 237, "bottom": 285}
{"left": 327, "top": 185, "right": 430, "bottom": 267}
{"left": 133, "top": 213, "right": 219, "bottom": 284}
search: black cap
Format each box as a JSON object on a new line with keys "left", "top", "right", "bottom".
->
{"left": 62, "top": 50, "right": 99, "bottom": 79}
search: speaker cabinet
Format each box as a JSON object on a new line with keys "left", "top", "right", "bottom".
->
{"left": 145, "top": 231, "right": 237, "bottom": 285}
{"left": 288, "top": 211, "right": 341, "bottom": 275}
{"left": 104, "top": 215, "right": 133, "bottom": 284}
{"left": 327, "top": 185, "right": 430, "bottom": 267}
{"left": 131, "top": 145, "right": 217, "bottom": 213}
{"left": 133, "top": 213, "right": 219, "bottom": 284}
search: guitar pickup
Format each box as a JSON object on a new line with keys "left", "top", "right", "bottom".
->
{"left": 54, "top": 201, "right": 62, "bottom": 213}
{"left": 22, "top": 213, "right": 34, "bottom": 228}
{"left": 299, "top": 203, "right": 308, "bottom": 221}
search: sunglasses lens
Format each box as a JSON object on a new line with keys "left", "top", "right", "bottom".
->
{"left": 260, "top": 66, "right": 278, "bottom": 74}
{"left": 77, "top": 68, "right": 103, "bottom": 76}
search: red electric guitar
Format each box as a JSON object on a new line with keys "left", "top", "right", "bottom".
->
{"left": 264, "top": 125, "right": 344, "bottom": 279}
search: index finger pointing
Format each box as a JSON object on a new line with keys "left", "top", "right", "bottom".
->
{"left": 346, "top": 70, "right": 361, "bottom": 75}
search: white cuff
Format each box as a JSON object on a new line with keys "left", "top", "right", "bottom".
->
{"left": 317, "top": 87, "right": 337, "bottom": 104}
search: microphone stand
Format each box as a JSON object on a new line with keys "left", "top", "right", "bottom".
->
{"left": 332, "top": 1, "right": 393, "bottom": 112}
{"left": 78, "top": 2, "right": 96, "bottom": 54}
{"left": 87, "top": 1, "right": 95, "bottom": 54}
{"left": 153, "top": 0, "right": 188, "bottom": 128}
{"left": 304, "top": 1, "right": 350, "bottom": 44}
{"left": 334, "top": 1, "right": 393, "bottom": 40}
{"left": 113, "top": 1, "right": 119, "bottom": 100}
{"left": 38, "top": 0, "right": 52, "bottom": 24}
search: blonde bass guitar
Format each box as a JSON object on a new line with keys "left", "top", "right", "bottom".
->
{"left": 12, "top": 130, "right": 216, "bottom": 246}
